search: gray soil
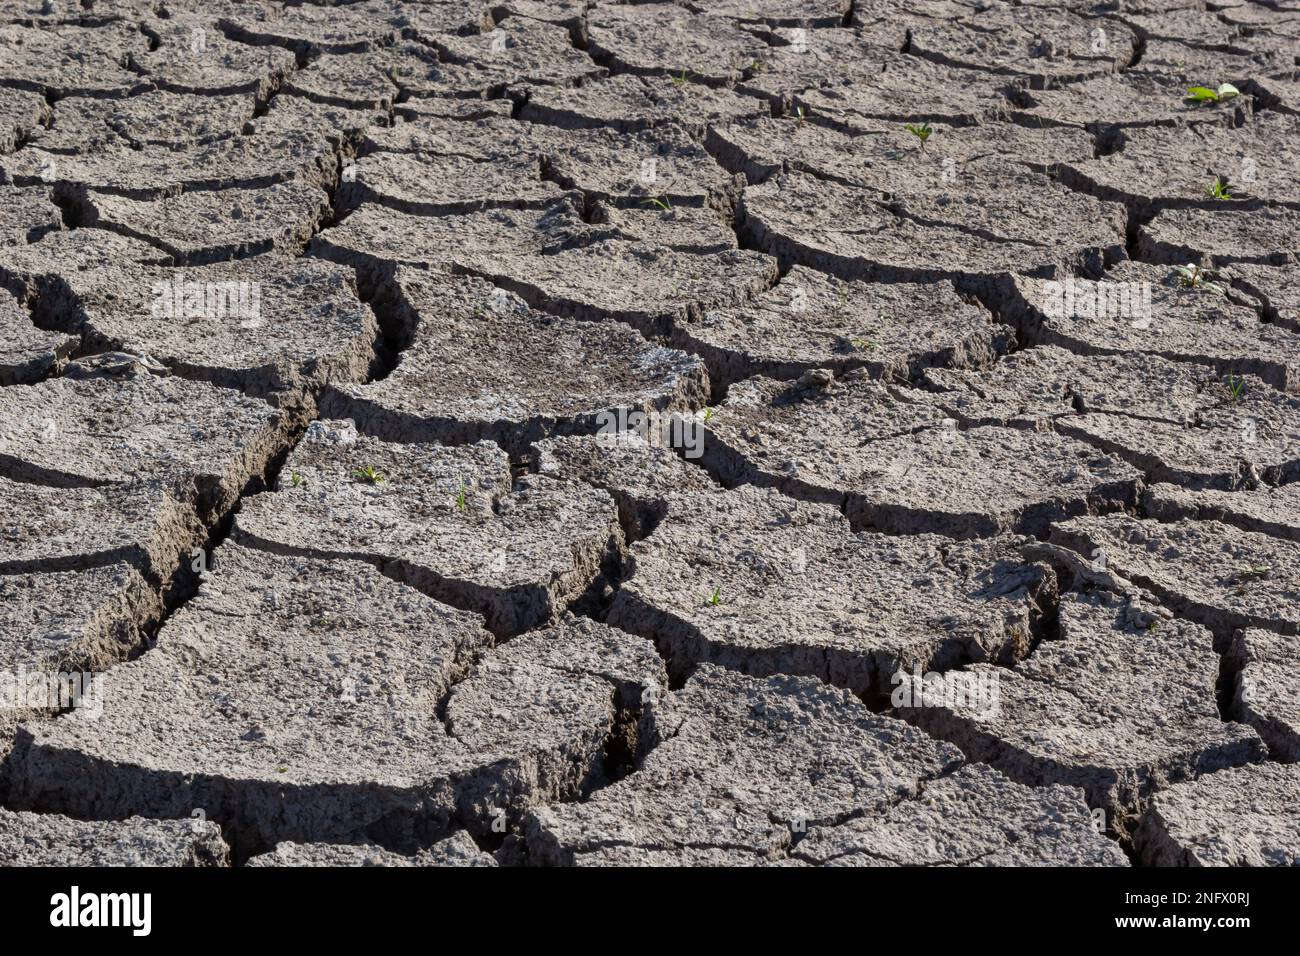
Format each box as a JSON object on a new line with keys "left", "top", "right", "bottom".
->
{"left": 1, "top": 0, "right": 1297, "bottom": 869}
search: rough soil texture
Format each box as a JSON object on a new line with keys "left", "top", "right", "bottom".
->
{"left": 1, "top": 0, "right": 1297, "bottom": 868}
{"left": 1135, "top": 761, "right": 1300, "bottom": 866}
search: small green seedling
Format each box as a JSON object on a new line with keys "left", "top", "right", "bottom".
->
{"left": 353, "top": 464, "right": 386, "bottom": 484}
{"left": 313, "top": 610, "right": 334, "bottom": 628}
{"left": 1173, "top": 263, "right": 1225, "bottom": 294}
{"left": 851, "top": 337, "right": 878, "bottom": 351}
{"left": 289, "top": 471, "right": 306, "bottom": 488}
{"left": 1233, "top": 564, "right": 1271, "bottom": 594}
{"left": 904, "top": 122, "right": 933, "bottom": 147}
{"left": 671, "top": 68, "right": 688, "bottom": 87}
{"left": 702, "top": 406, "right": 716, "bottom": 423}
{"left": 1225, "top": 374, "right": 1247, "bottom": 402}
{"left": 1185, "top": 83, "right": 1239, "bottom": 105}
{"left": 706, "top": 586, "right": 721, "bottom": 606}
{"left": 1205, "top": 176, "right": 1233, "bottom": 200}
{"left": 1145, "top": 620, "right": 1160, "bottom": 632}
{"left": 794, "top": 104, "right": 807, "bottom": 125}
{"left": 640, "top": 195, "right": 672, "bottom": 211}
{"left": 456, "top": 479, "right": 467, "bottom": 510}
{"left": 749, "top": 58, "right": 764, "bottom": 73}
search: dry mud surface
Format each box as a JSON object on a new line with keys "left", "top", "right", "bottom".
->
{"left": 1, "top": 0, "right": 1299, "bottom": 868}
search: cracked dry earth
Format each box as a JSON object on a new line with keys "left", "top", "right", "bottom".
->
{"left": 0, "top": 0, "right": 1299, "bottom": 871}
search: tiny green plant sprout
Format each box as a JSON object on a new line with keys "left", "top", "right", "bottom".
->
{"left": 1185, "top": 83, "right": 1239, "bottom": 106}
{"left": 1237, "top": 563, "right": 1271, "bottom": 581}
{"left": 904, "top": 122, "right": 933, "bottom": 148}
{"left": 456, "top": 479, "right": 467, "bottom": 510}
{"left": 706, "top": 586, "right": 722, "bottom": 606}
{"left": 1205, "top": 176, "right": 1233, "bottom": 200}
{"left": 289, "top": 471, "right": 306, "bottom": 488}
{"left": 640, "top": 195, "right": 672, "bottom": 211}
{"left": 1232, "top": 563, "right": 1271, "bottom": 595}
{"left": 702, "top": 406, "right": 716, "bottom": 423}
{"left": 851, "top": 337, "right": 878, "bottom": 351}
{"left": 794, "top": 104, "right": 808, "bottom": 125}
{"left": 671, "top": 68, "right": 688, "bottom": 87}
{"left": 352, "top": 464, "right": 386, "bottom": 484}
{"left": 1225, "top": 374, "right": 1247, "bottom": 402}
{"left": 1173, "top": 263, "right": 1225, "bottom": 294}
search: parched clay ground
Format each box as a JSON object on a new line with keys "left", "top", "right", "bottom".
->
{"left": 1, "top": 0, "right": 1299, "bottom": 868}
